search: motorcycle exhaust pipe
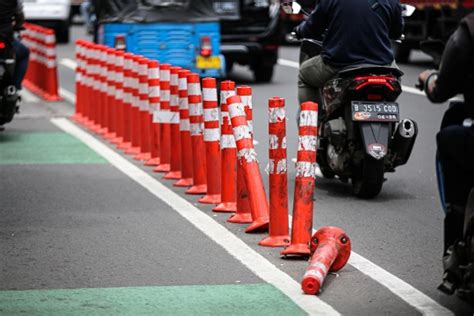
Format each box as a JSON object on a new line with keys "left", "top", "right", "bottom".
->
{"left": 392, "top": 119, "right": 418, "bottom": 167}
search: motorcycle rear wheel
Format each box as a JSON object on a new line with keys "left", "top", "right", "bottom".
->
{"left": 351, "top": 155, "right": 384, "bottom": 199}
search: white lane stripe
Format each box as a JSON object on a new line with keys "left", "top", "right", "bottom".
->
{"left": 60, "top": 58, "right": 77, "bottom": 71}
{"left": 21, "top": 89, "right": 40, "bottom": 103}
{"left": 347, "top": 253, "right": 452, "bottom": 315}
{"left": 59, "top": 88, "right": 75, "bottom": 104}
{"left": 50, "top": 117, "right": 339, "bottom": 316}
{"left": 277, "top": 58, "right": 426, "bottom": 97}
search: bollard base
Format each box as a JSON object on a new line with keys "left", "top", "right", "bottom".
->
{"left": 227, "top": 212, "right": 252, "bottom": 223}
{"left": 213, "top": 202, "right": 237, "bottom": 213}
{"left": 125, "top": 146, "right": 141, "bottom": 155}
{"left": 118, "top": 142, "right": 132, "bottom": 151}
{"left": 199, "top": 194, "right": 221, "bottom": 204}
{"left": 186, "top": 184, "right": 207, "bottom": 195}
{"left": 245, "top": 218, "right": 269, "bottom": 233}
{"left": 110, "top": 137, "right": 124, "bottom": 146}
{"left": 174, "top": 178, "right": 193, "bottom": 187}
{"left": 281, "top": 243, "right": 311, "bottom": 257}
{"left": 153, "top": 164, "right": 171, "bottom": 173}
{"left": 163, "top": 171, "right": 182, "bottom": 179}
{"left": 133, "top": 152, "right": 151, "bottom": 161}
{"left": 144, "top": 157, "right": 160, "bottom": 166}
{"left": 259, "top": 235, "right": 290, "bottom": 247}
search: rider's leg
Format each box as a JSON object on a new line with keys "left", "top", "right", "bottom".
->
{"left": 298, "top": 55, "right": 337, "bottom": 106}
{"left": 437, "top": 125, "right": 474, "bottom": 251}
{"left": 12, "top": 40, "right": 29, "bottom": 91}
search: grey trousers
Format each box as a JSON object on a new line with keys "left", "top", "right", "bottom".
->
{"left": 298, "top": 55, "right": 338, "bottom": 106}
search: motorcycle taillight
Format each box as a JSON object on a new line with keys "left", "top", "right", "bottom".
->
{"left": 354, "top": 75, "right": 396, "bottom": 91}
{"left": 200, "top": 36, "right": 212, "bottom": 57}
{"left": 0, "top": 41, "right": 5, "bottom": 49}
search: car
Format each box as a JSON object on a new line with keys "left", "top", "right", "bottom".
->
{"left": 218, "top": 0, "right": 281, "bottom": 82}
{"left": 23, "top": 0, "right": 72, "bottom": 43}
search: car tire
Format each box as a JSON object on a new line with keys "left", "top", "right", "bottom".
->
{"left": 56, "top": 21, "right": 70, "bottom": 44}
{"left": 254, "top": 64, "right": 274, "bottom": 83}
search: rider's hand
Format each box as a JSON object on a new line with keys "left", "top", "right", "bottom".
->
{"left": 293, "top": 25, "right": 303, "bottom": 40}
{"left": 418, "top": 69, "right": 437, "bottom": 92}
{"left": 418, "top": 70, "right": 435, "bottom": 84}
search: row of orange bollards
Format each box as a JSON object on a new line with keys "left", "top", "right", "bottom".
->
{"left": 22, "top": 23, "right": 61, "bottom": 101}
{"left": 73, "top": 39, "right": 351, "bottom": 295}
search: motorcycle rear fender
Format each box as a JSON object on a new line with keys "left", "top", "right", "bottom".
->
{"left": 359, "top": 122, "right": 390, "bottom": 160}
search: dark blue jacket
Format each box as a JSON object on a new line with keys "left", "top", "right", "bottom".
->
{"left": 298, "top": 0, "right": 403, "bottom": 68}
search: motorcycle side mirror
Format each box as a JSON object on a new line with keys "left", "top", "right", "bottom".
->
{"left": 281, "top": 1, "right": 302, "bottom": 14}
{"left": 401, "top": 4, "right": 416, "bottom": 17}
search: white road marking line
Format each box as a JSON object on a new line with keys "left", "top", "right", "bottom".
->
{"left": 347, "top": 253, "right": 452, "bottom": 315}
{"left": 51, "top": 117, "right": 340, "bottom": 316}
{"left": 59, "top": 88, "right": 76, "bottom": 104}
{"left": 60, "top": 58, "right": 77, "bottom": 71}
{"left": 21, "top": 89, "right": 41, "bottom": 103}
{"left": 277, "top": 59, "right": 426, "bottom": 97}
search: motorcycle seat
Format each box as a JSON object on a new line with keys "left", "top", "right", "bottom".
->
{"left": 337, "top": 64, "right": 404, "bottom": 78}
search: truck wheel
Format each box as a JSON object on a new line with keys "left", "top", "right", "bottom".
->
{"left": 254, "top": 64, "right": 274, "bottom": 83}
{"left": 56, "top": 21, "right": 70, "bottom": 43}
{"left": 351, "top": 155, "right": 384, "bottom": 199}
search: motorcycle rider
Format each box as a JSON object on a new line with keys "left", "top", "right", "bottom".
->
{"left": 0, "top": 0, "right": 29, "bottom": 91}
{"left": 294, "top": 0, "right": 403, "bottom": 107}
{"left": 418, "top": 13, "right": 474, "bottom": 254}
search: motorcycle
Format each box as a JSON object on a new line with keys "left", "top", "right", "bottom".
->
{"left": 417, "top": 39, "right": 474, "bottom": 300}
{"left": 282, "top": 1, "right": 418, "bottom": 198}
{"left": 0, "top": 32, "right": 19, "bottom": 129}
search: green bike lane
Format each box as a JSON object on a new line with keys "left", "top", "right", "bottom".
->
{"left": 0, "top": 116, "right": 305, "bottom": 315}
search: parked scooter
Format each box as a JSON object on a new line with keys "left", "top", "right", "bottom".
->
{"left": 417, "top": 39, "right": 474, "bottom": 300}
{"left": 282, "top": 1, "right": 418, "bottom": 198}
{"left": 0, "top": 33, "right": 19, "bottom": 129}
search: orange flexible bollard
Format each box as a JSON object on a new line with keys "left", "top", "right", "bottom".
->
{"left": 104, "top": 47, "right": 117, "bottom": 141}
{"left": 72, "top": 40, "right": 85, "bottom": 123}
{"left": 162, "top": 66, "right": 182, "bottom": 177}
{"left": 111, "top": 50, "right": 126, "bottom": 146}
{"left": 118, "top": 53, "right": 134, "bottom": 151}
{"left": 174, "top": 69, "right": 193, "bottom": 187}
{"left": 302, "top": 227, "right": 351, "bottom": 294}
{"left": 227, "top": 86, "right": 253, "bottom": 223}
{"left": 260, "top": 97, "right": 290, "bottom": 247}
{"left": 154, "top": 64, "right": 173, "bottom": 173}
{"left": 145, "top": 60, "right": 161, "bottom": 166}
{"left": 282, "top": 101, "right": 319, "bottom": 257}
{"left": 213, "top": 81, "right": 237, "bottom": 213}
{"left": 227, "top": 95, "right": 269, "bottom": 233}
{"left": 134, "top": 57, "right": 152, "bottom": 161}
{"left": 227, "top": 162, "right": 253, "bottom": 223}
{"left": 186, "top": 73, "right": 207, "bottom": 195}
{"left": 125, "top": 55, "right": 142, "bottom": 155}
{"left": 199, "top": 78, "right": 221, "bottom": 204}
{"left": 97, "top": 45, "right": 109, "bottom": 136}
{"left": 87, "top": 44, "right": 102, "bottom": 132}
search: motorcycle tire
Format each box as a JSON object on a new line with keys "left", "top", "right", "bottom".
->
{"left": 317, "top": 150, "right": 335, "bottom": 179}
{"left": 351, "top": 155, "right": 384, "bottom": 199}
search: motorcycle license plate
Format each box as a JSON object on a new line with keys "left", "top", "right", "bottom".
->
{"left": 351, "top": 101, "right": 399, "bottom": 122}
{"left": 196, "top": 56, "right": 221, "bottom": 69}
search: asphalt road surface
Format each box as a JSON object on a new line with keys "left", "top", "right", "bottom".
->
{"left": 1, "top": 26, "right": 473, "bottom": 315}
